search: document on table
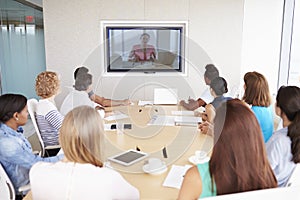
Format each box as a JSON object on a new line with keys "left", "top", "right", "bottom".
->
{"left": 163, "top": 165, "right": 192, "bottom": 189}
{"left": 138, "top": 100, "right": 154, "bottom": 106}
{"left": 174, "top": 116, "right": 202, "bottom": 126}
{"left": 104, "top": 112, "right": 129, "bottom": 121}
{"left": 171, "top": 111, "right": 195, "bottom": 116}
{"left": 147, "top": 115, "right": 175, "bottom": 126}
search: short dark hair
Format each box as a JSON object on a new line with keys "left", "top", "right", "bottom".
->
{"left": 74, "top": 66, "right": 89, "bottom": 80}
{"left": 210, "top": 77, "right": 228, "bottom": 96}
{"left": 74, "top": 73, "right": 92, "bottom": 91}
{"left": 204, "top": 64, "right": 219, "bottom": 81}
{"left": 0, "top": 94, "right": 27, "bottom": 123}
{"left": 140, "top": 33, "right": 150, "bottom": 39}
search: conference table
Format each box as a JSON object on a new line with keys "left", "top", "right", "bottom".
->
{"left": 23, "top": 104, "right": 213, "bottom": 200}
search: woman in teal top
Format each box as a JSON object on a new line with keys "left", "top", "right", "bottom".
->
{"left": 242, "top": 71, "right": 274, "bottom": 142}
{"left": 178, "top": 99, "right": 277, "bottom": 199}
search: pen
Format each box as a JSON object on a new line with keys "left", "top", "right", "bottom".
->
{"left": 162, "top": 146, "right": 168, "bottom": 158}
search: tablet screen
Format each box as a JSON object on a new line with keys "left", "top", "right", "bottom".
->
{"left": 108, "top": 150, "right": 148, "bottom": 166}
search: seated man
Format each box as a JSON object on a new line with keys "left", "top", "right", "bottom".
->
{"left": 61, "top": 73, "right": 104, "bottom": 116}
{"left": 74, "top": 67, "right": 130, "bottom": 107}
{"left": 180, "top": 64, "right": 219, "bottom": 110}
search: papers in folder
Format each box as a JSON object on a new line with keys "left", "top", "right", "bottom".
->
{"left": 163, "top": 165, "right": 192, "bottom": 189}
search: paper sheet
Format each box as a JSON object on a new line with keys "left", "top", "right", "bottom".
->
{"left": 147, "top": 115, "right": 175, "bottom": 126}
{"left": 104, "top": 113, "right": 128, "bottom": 121}
{"left": 162, "top": 165, "right": 192, "bottom": 189}
{"left": 138, "top": 100, "right": 154, "bottom": 106}
{"left": 171, "top": 111, "right": 195, "bottom": 116}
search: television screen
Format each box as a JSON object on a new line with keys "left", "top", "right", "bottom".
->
{"left": 103, "top": 23, "right": 185, "bottom": 73}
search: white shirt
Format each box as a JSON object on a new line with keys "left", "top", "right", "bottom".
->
{"left": 266, "top": 127, "right": 296, "bottom": 187}
{"left": 30, "top": 161, "right": 140, "bottom": 200}
{"left": 60, "top": 90, "right": 95, "bottom": 116}
{"left": 200, "top": 87, "right": 214, "bottom": 104}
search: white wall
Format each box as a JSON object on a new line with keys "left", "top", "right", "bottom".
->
{"left": 241, "top": 0, "right": 284, "bottom": 96}
{"left": 43, "top": 0, "right": 244, "bottom": 107}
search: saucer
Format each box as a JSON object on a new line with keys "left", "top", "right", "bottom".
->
{"left": 188, "top": 155, "right": 210, "bottom": 165}
{"left": 143, "top": 163, "right": 167, "bottom": 175}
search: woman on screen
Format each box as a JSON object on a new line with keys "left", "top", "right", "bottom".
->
{"left": 30, "top": 106, "right": 139, "bottom": 200}
{"left": 128, "top": 33, "right": 156, "bottom": 62}
{"left": 178, "top": 99, "right": 276, "bottom": 199}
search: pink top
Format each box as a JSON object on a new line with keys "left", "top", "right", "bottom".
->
{"left": 129, "top": 44, "right": 156, "bottom": 61}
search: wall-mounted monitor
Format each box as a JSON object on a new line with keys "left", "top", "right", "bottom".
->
{"left": 102, "top": 21, "right": 187, "bottom": 73}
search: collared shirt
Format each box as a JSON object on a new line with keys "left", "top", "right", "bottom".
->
{"left": 266, "top": 127, "right": 296, "bottom": 187}
{"left": 60, "top": 90, "right": 95, "bottom": 116}
{"left": 0, "top": 123, "right": 63, "bottom": 191}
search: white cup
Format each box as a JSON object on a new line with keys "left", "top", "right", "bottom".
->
{"left": 195, "top": 150, "right": 207, "bottom": 161}
{"left": 148, "top": 158, "right": 164, "bottom": 170}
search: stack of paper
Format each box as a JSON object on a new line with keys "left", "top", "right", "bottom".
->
{"left": 171, "top": 111, "right": 195, "bottom": 116}
{"left": 174, "top": 116, "right": 202, "bottom": 126}
{"left": 162, "top": 165, "right": 192, "bottom": 189}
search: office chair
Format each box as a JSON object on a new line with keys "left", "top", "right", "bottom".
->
{"left": 0, "top": 163, "right": 30, "bottom": 200}
{"left": 27, "top": 98, "right": 60, "bottom": 157}
{"left": 286, "top": 163, "right": 300, "bottom": 187}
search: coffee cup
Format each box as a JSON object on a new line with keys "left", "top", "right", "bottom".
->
{"left": 195, "top": 150, "right": 207, "bottom": 161}
{"left": 148, "top": 158, "right": 164, "bottom": 170}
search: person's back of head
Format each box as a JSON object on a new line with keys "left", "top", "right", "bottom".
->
{"left": 210, "top": 99, "right": 276, "bottom": 195}
{"left": 276, "top": 86, "right": 300, "bottom": 163}
{"left": 210, "top": 77, "right": 228, "bottom": 96}
{"left": 0, "top": 94, "right": 27, "bottom": 123}
{"left": 243, "top": 71, "right": 271, "bottom": 107}
{"left": 59, "top": 106, "right": 104, "bottom": 167}
{"left": 74, "top": 66, "right": 89, "bottom": 80}
{"left": 204, "top": 64, "right": 219, "bottom": 82}
{"left": 35, "top": 71, "right": 60, "bottom": 99}
{"left": 74, "top": 73, "right": 92, "bottom": 91}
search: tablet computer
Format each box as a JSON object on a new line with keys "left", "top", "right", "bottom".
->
{"left": 108, "top": 149, "right": 148, "bottom": 166}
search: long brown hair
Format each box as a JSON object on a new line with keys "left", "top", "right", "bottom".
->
{"left": 59, "top": 106, "right": 104, "bottom": 167}
{"left": 276, "top": 86, "right": 300, "bottom": 163}
{"left": 210, "top": 99, "right": 276, "bottom": 195}
{"left": 243, "top": 71, "right": 271, "bottom": 107}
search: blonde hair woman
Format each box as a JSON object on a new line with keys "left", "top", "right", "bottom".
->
{"left": 30, "top": 106, "right": 139, "bottom": 200}
{"left": 35, "top": 71, "right": 64, "bottom": 147}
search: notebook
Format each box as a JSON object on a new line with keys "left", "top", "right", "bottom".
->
{"left": 153, "top": 88, "right": 178, "bottom": 105}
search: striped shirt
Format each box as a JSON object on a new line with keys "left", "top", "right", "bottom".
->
{"left": 36, "top": 99, "right": 64, "bottom": 146}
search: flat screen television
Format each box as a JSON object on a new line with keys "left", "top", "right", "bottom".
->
{"left": 102, "top": 21, "right": 186, "bottom": 73}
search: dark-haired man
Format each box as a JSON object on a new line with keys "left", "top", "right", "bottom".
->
{"left": 180, "top": 64, "right": 219, "bottom": 110}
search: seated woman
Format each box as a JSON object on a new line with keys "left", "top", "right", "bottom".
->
{"left": 242, "top": 71, "right": 274, "bottom": 143}
{"left": 201, "top": 77, "right": 232, "bottom": 123}
{"left": 128, "top": 33, "right": 156, "bottom": 62}
{"left": 35, "top": 71, "right": 64, "bottom": 146}
{"left": 74, "top": 66, "right": 130, "bottom": 107}
{"left": 178, "top": 99, "right": 277, "bottom": 199}
{"left": 30, "top": 106, "right": 140, "bottom": 199}
{"left": 266, "top": 86, "right": 300, "bottom": 187}
{"left": 0, "top": 94, "right": 63, "bottom": 193}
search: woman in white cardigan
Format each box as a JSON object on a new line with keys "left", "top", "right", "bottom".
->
{"left": 30, "top": 106, "right": 139, "bottom": 200}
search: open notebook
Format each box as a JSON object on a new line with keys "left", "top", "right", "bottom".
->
{"left": 153, "top": 88, "right": 178, "bottom": 105}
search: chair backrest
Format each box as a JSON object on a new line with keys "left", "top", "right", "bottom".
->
{"left": 27, "top": 98, "right": 46, "bottom": 156}
{"left": 0, "top": 163, "right": 15, "bottom": 200}
{"left": 205, "top": 187, "right": 300, "bottom": 200}
{"left": 286, "top": 163, "right": 300, "bottom": 187}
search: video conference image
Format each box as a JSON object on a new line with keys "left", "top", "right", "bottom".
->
{"left": 106, "top": 27, "right": 183, "bottom": 72}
